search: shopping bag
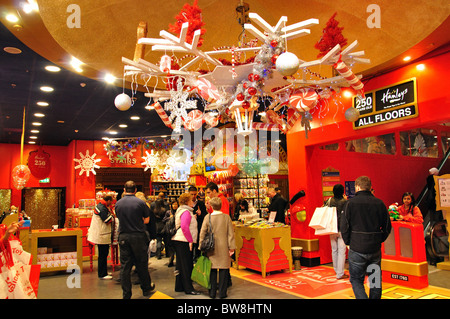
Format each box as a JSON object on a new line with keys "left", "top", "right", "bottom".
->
{"left": 191, "top": 255, "right": 211, "bottom": 289}
{"left": 309, "top": 206, "right": 334, "bottom": 230}
{"left": 1, "top": 263, "right": 37, "bottom": 299}
{"left": 9, "top": 239, "right": 32, "bottom": 265}
{"left": 314, "top": 208, "right": 338, "bottom": 236}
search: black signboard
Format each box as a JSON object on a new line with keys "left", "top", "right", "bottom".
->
{"left": 375, "top": 79, "right": 415, "bottom": 111}
{"left": 352, "top": 78, "right": 418, "bottom": 129}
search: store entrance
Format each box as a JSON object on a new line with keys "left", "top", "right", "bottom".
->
{"left": 21, "top": 187, "right": 66, "bottom": 229}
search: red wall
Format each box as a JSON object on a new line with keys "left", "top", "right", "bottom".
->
{"left": 0, "top": 143, "right": 69, "bottom": 209}
{"left": 287, "top": 48, "right": 450, "bottom": 264}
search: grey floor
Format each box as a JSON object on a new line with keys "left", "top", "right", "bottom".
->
{"left": 36, "top": 254, "right": 450, "bottom": 300}
{"left": 37, "top": 256, "right": 299, "bottom": 299}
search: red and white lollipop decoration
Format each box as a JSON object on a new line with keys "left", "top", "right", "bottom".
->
{"left": 196, "top": 78, "right": 220, "bottom": 103}
{"left": 184, "top": 110, "right": 204, "bottom": 131}
{"left": 203, "top": 112, "right": 219, "bottom": 128}
{"left": 289, "top": 88, "right": 318, "bottom": 112}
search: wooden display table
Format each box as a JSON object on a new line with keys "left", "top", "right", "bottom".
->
{"left": 30, "top": 228, "right": 83, "bottom": 273}
{"left": 235, "top": 225, "right": 292, "bottom": 277}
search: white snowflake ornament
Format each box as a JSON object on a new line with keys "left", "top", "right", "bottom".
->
{"left": 164, "top": 78, "right": 197, "bottom": 133}
{"left": 73, "top": 150, "right": 101, "bottom": 177}
{"left": 141, "top": 150, "right": 160, "bottom": 172}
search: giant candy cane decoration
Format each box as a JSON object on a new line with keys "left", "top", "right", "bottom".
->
{"left": 153, "top": 101, "right": 173, "bottom": 129}
{"left": 333, "top": 59, "right": 365, "bottom": 98}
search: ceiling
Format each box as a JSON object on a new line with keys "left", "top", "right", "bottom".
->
{"left": 0, "top": 0, "right": 449, "bottom": 146}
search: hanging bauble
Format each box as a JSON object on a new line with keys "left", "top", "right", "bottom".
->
{"left": 253, "top": 74, "right": 260, "bottom": 82}
{"left": 271, "top": 54, "right": 279, "bottom": 64}
{"left": 247, "top": 87, "right": 257, "bottom": 96}
{"left": 270, "top": 40, "right": 278, "bottom": 48}
{"left": 12, "top": 164, "right": 31, "bottom": 190}
{"left": 276, "top": 52, "right": 300, "bottom": 76}
{"left": 114, "top": 93, "right": 132, "bottom": 111}
{"left": 344, "top": 107, "right": 360, "bottom": 122}
{"left": 236, "top": 93, "right": 245, "bottom": 101}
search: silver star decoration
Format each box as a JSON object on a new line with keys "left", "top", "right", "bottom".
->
{"left": 164, "top": 78, "right": 197, "bottom": 133}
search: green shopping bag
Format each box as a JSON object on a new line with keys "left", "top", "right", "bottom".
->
{"left": 191, "top": 255, "right": 211, "bottom": 289}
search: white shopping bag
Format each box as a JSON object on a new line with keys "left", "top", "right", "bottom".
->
{"left": 314, "top": 208, "right": 338, "bottom": 236}
{"left": 309, "top": 206, "right": 334, "bottom": 230}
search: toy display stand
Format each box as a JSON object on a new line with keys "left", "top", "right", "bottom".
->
{"left": 235, "top": 224, "right": 292, "bottom": 278}
{"left": 381, "top": 221, "right": 428, "bottom": 288}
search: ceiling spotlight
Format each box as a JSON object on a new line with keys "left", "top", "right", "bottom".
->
{"left": 119, "top": 124, "right": 128, "bottom": 128}
{"left": 130, "top": 116, "right": 140, "bottom": 120}
{"left": 32, "top": 122, "right": 42, "bottom": 126}
{"left": 40, "top": 86, "right": 54, "bottom": 92}
{"left": 6, "top": 14, "right": 19, "bottom": 23}
{"left": 28, "top": 141, "right": 36, "bottom": 144}
{"left": 29, "top": 136, "right": 37, "bottom": 139}
{"left": 109, "top": 131, "right": 118, "bottom": 135}
{"left": 403, "top": 56, "right": 411, "bottom": 62}
{"left": 22, "top": 0, "right": 39, "bottom": 13}
{"left": 416, "top": 64, "right": 425, "bottom": 71}
{"left": 57, "top": 120, "right": 65, "bottom": 123}
{"left": 3, "top": 47, "right": 22, "bottom": 54}
{"left": 45, "top": 65, "right": 61, "bottom": 72}
{"left": 34, "top": 113, "right": 45, "bottom": 117}
{"left": 70, "top": 56, "right": 83, "bottom": 72}
{"left": 161, "top": 135, "right": 167, "bottom": 138}
{"left": 104, "top": 73, "right": 116, "bottom": 84}
{"left": 343, "top": 90, "right": 353, "bottom": 98}
{"left": 30, "top": 130, "right": 39, "bottom": 133}
{"left": 36, "top": 101, "right": 49, "bottom": 106}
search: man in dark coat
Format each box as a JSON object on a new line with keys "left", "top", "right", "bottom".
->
{"left": 268, "top": 187, "right": 288, "bottom": 223}
{"left": 340, "top": 176, "right": 391, "bottom": 299}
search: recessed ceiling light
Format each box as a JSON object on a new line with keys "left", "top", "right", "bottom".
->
{"left": 22, "top": 0, "right": 39, "bottom": 14}
{"left": 130, "top": 116, "right": 140, "bottom": 120}
{"left": 45, "top": 65, "right": 61, "bottom": 72}
{"left": 416, "top": 64, "right": 425, "bottom": 71}
{"left": 70, "top": 57, "right": 83, "bottom": 72}
{"left": 32, "top": 122, "right": 42, "bottom": 126}
{"left": 119, "top": 124, "right": 128, "bottom": 128}
{"left": 28, "top": 141, "right": 36, "bottom": 144}
{"left": 161, "top": 135, "right": 168, "bottom": 138}
{"left": 34, "top": 113, "right": 45, "bottom": 117}
{"left": 343, "top": 90, "right": 353, "bottom": 98}
{"left": 57, "top": 120, "right": 64, "bottom": 123}
{"left": 30, "top": 130, "right": 39, "bottom": 133}
{"left": 109, "top": 131, "right": 118, "bottom": 135}
{"left": 74, "top": 130, "right": 79, "bottom": 133}
{"left": 149, "top": 140, "right": 155, "bottom": 143}
{"left": 403, "top": 56, "right": 411, "bottom": 62}
{"left": 6, "top": 14, "right": 19, "bottom": 23}
{"left": 40, "top": 86, "right": 54, "bottom": 92}
{"left": 3, "top": 47, "right": 22, "bottom": 54}
{"left": 36, "top": 101, "right": 49, "bottom": 106}
{"left": 104, "top": 73, "right": 116, "bottom": 84}
{"left": 29, "top": 136, "right": 37, "bottom": 139}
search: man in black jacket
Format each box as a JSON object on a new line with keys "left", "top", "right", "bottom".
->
{"left": 268, "top": 187, "right": 288, "bottom": 223}
{"left": 340, "top": 176, "right": 391, "bottom": 299}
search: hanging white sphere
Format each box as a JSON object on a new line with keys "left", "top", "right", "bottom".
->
{"left": 344, "top": 107, "right": 360, "bottom": 122}
{"left": 114, "top": 93, "right": 132, "bottom": 111}
{"left": 276, "top": 52, "right": 300, "bottom": 76}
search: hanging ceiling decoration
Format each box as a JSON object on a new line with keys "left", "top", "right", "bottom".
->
{"left": 118, "top": 1, "right": 370, "bottom": 137}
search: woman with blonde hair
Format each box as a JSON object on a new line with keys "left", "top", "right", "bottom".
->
{"left": 172, "top": 193, "right": 200, "bottom": 295}
{"left": 199, "top": 197, "right": 235, "bottom": 299}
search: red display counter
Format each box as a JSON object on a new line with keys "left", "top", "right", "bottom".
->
{"left": 381, "top": 221, "right": 428, "bottom": 288}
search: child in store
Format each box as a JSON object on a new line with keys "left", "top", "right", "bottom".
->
{"left": 397, "top": 192, "right": 423, "bottom": 224}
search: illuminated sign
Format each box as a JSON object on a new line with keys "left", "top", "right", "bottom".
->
{"left": 353, "top": 78, "right": 418, "bottom": 129}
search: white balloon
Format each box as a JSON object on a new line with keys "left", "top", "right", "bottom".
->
{"left": 344, "top": 107, "right": 360, "bottom": 122}
{"left": 276, "top": 52, "right": 300, "bottom": 76}
{"left": 114, "top": 93, "right": 132, "bottom": 111}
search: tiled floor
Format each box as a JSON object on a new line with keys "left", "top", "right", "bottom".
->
{"left": 36, "top": 255, "right": 450, "bottom": 300}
